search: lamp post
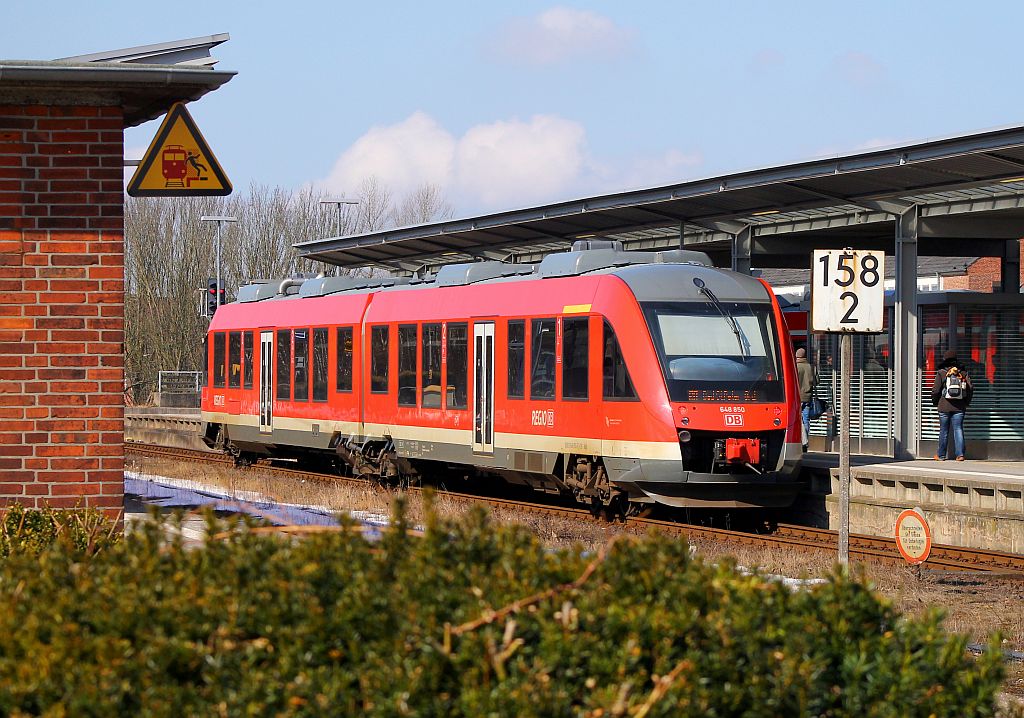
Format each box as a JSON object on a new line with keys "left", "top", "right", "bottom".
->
{"left": 319, "top": 197, "right": 359, "bottom": 236}
{"left": 200, "top": 215, "right": 237, "bottom": 311}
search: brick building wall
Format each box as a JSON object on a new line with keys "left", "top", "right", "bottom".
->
{"left": 941, "top": 239, "right": 1024, "bottom": 291}
{"left": 0, "top": 104, "right": 124, "bottom": 512}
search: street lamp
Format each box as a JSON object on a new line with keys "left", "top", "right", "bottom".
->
{"left": 319, "top": 197, "right": 359, "bottom": 236}
{"left": 200, "top": 215, "right": 237, "bottom": 312}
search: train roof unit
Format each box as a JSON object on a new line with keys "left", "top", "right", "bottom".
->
{"left": 231, "top": 240, "right": 723, "bottom": 305}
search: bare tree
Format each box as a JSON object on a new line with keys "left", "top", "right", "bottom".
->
{"left": 355, "top": 176, "right": 393, "bottom": 233}
{"left": 124, "top": 179, "right": 455, "bottom": 403}
{"left": 390, "top": 182, "right": 454, "bottom": 227}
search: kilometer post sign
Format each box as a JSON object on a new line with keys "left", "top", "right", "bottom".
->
{"left": 810, "top": 249, "right": 885, "bottom": 333}
{"left": 810, "top": 247, "right": 884, "bottom": 566}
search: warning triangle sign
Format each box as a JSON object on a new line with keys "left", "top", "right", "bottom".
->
{"left": 127, "top": 102, "right": 232, "bottom": 197}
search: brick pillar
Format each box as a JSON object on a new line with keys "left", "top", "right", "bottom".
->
{"left": 0, "top": 104, "right": 124, "bottom": 513}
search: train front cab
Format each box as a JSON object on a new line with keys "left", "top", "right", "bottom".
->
{"left": 597, "top": 267, "right": 804, "bottom": 509}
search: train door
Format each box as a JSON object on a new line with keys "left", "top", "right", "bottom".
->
{"left": 259, "top": 330, "right": 273, "bottom": 433}
{"left": 473, "top": 321, "right": 495, "bottom": 454}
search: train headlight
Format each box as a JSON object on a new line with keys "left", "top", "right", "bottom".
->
{"left": 773, "top": 418, "right": 781, "bottom": 426}
{"left": 678, "top": 430, "right": 691, "bottom": 442}
{"left": 680, "top": 416, "right": 689, "bottom": 426}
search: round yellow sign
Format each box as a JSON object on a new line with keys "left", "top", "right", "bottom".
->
{"left": 895, "top": 508, "right": 931, "bottom": 565}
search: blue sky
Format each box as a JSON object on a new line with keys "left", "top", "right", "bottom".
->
{"left": 5, "top": 1, "right": 1024, "bottom": 216}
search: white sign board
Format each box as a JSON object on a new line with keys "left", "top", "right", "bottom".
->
{"left": 811, "top": 249, "right": 885, "bottom": 333}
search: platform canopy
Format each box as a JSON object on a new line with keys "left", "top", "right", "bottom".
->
{"left": 297, "top": 125, "right": 1024, "bottom": 273}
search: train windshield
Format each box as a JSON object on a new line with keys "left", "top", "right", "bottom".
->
{"left": 642, "top": 301, "right": 783, "bottom": 402}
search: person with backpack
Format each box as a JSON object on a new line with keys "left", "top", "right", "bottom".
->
{"left": 795, "top": 347, "right": 816, "bottom": 452}
{"left": 930, "top": 349, "right": 973, "bottom": 461}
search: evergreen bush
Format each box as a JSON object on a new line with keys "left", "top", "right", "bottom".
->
{"left": 0, "top": 501, "right": 1004, "bottom": 716}
{"left": 0, "top": 504, "right": 118, "bottom": 559}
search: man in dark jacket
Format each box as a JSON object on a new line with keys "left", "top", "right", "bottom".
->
{"left": 931, "top": 349, "right": 973, "bottom": 461}
{"left": 795, "top": 347, "right": 815, "bottom": 451}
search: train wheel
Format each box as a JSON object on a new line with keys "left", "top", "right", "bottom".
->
{"left": 603, "top": 493, "right": 630, "bottom": 523}
{"left": 233, "top": 451, "right": 258, "bottom": 468}
{"left": 626, "top": 503, "right": 655, "bottom": 519}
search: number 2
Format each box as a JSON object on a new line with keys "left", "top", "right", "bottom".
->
{"left": 840, "top": 291, "right": 859, "bottom": 323}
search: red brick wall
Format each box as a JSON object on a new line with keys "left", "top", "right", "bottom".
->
{"left": 941, "top": 239, "right": 1024, "bottom": 291}
{"left": 0, "top": 104, "right": 123, "bottom": 512}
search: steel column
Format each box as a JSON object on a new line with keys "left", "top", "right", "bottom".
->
{"left": 1002, "top": 239, "right": 1021, "bottom": 293}
{"left": 893, "top": 206, "right": 919, "bottom": 459}
{"left": 731, "top": 225, "right": 752, "bottom": 275}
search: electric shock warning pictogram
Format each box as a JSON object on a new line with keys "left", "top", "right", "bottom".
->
{"left": 127, "top": 102, "right": 232, "bottom": 197}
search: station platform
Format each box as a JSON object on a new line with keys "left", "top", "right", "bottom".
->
{"left": 800, "top": 453, "right": 1024, "bottom": 554}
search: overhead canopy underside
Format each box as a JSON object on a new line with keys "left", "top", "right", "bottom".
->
{"left": 297, "top": 125, "right": 1024, "bottom": 272}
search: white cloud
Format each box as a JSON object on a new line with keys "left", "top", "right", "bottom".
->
{"left": 488, "top": 7, "right": 634, "bottom": 66}
{"left": 455, "top": 116, "right": 585, "bottom": 207}
{"left": 320, "top": 112, "right": 454, "bottom": 199}
{"left": 319, "top": 112, "right": 701, "bottom": 214}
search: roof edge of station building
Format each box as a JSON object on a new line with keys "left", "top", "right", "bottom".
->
{"left": 0, "top": 62, "right": 236, "bottom": 127}
{"left": 1, "top": 34, "right": 235, "bottom": 126}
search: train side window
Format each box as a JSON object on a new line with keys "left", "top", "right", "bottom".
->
{"left": 336, "top": 326, "right": 353, "bottom": 392}
{"left": 213, "top": 332, "right": 226, "bottom": 388}
{"left": 421, "top": 323, "right": 442, "bottom": 408}
{"left": 243, "top": 331, "right": 253, "bottom": 389}
{"left": 293, "top": 329, "right": 309, "bottom": 402}
{"left": 446, "top": 322, "right": 468, "bottom": 409}
{"left": 370, "top": 326, "right": 389, "bottom": 393}
{"left": 507, "top": 320, "right": 525, "bottom": 399}
{"left": 276, "top": 329, "right": 291, "bottom": 400}
{"left": 603, "top": 320, "right": 637, "bottom": 400}
{"left": 202, "top": 335, "right": 209, "bottom": 388}
{"left": 530, "top": 318, "right": 556, "bottom": 399}
{"left": 312, "top": 327, "right": 329, "bottom": 402}
{"left": 398, "top": 324, "right": 417, "bottom": 407}
{"left": 228, "top": 331, "right": 242, "bottom": 389}
{"left": 561, "top": 317, "right": 589, "bottom": 400}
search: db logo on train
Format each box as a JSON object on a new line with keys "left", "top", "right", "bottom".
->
{"left": 724, "top": 414, "right": 744, "bottom": 427}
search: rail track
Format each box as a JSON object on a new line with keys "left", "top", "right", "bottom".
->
{"left": 125, "top": 441, "right": 1024, "bottom": 574}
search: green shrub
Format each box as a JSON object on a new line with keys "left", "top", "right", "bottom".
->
{"left": 0, "top": 503, "right": 118, "bottom": 559}
{"left": 0, "top": 501, "right": 1004, "bottom": 717}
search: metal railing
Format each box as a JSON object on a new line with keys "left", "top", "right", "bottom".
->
{"left": 157, "top": 371, "right": 201, "bottom": 395}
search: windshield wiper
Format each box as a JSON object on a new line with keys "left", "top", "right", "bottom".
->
{"left": 693, "top": 277, "right": 749, "bottom": 358}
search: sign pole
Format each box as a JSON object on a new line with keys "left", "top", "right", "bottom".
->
{"left": 215, "top": 220, "right": 222, "bottom": 310}
{"left": 838, "top": 332, "right": 852, "bottom": 565}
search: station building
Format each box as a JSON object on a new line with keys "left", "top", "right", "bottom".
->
{"left": 0, "top": 37, "right": 233, "bottom": 511}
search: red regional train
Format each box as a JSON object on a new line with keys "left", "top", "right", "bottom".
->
{"left": 200, "top": 241, "right": 804, "bottom": 510}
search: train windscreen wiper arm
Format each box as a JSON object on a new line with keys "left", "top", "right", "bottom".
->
{"left": 693, "top": 277, "right": 748, "bottom": 359}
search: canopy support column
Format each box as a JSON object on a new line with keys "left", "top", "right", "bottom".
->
{"left": 1002, "top": 239, "right": 1021, "bottom": 293}
{"left": 893, "top": 206, "right": 920, "bottom": 459}
{"left": 731, "top": 225, "right": 752, "bottom": 275}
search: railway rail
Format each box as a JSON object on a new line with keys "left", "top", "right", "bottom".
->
{"left": 125, "top": 441, "right": 1024, "bottom": 574}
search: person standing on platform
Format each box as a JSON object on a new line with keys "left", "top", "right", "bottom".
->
{"left": 795, "top": 347, "right": 816, "bottom": 452}
{"left": 931, "top": 349, "right": 973, "bottom": 461}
